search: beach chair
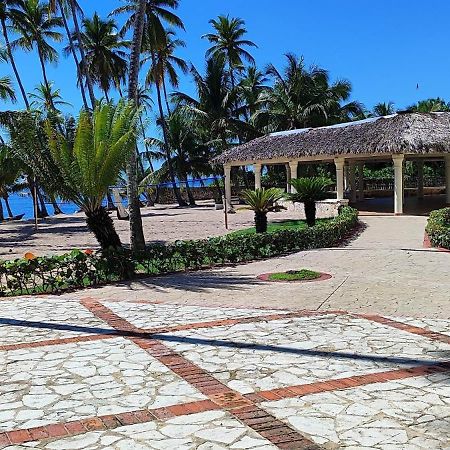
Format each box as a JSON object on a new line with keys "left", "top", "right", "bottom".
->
{"left": 112, "top": 188, "right": 129, "bottom": 221}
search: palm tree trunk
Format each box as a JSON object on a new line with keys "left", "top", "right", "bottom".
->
{"left": 126, "top": 0, "right": 147, "bottom": 251}
{"left": 162, "top": 77, "right": 171, "bottom": 115}
{"left": 304, "top": 201, "right": 316, "bottom": 227}
{"left": 36, "top": 187, "right": 49, "bottom": 218}
{"left": 139, "top": 115, "right": 154, "bottom": 172}
{"left": 85, "top": 207, "right": 121, "bottom": 250}
{"left": 184, "top": 177, "right": 196, "bottom": 206}
{"left": 0, "top": 200, "right": 4, "bottom": 221}
{"left": 58, "top": 1, "right": 88, "bottom": 110}
{"left": 51, "top": 196, "right": 63, "bottom": 215}
{"left": 37, "top": 47, "right": 58, "bottom": 112}
{"left": 3, "top": 195, "right": 13, "bottom": 218}
{"left": 69, "top": 0, "right": 96, "bottom": 108}
{"left": 103, "top": 89, "right": 110, "bottom": 102}
{"left": 254, "top": 211, "right": 267, "bottom": 233}
{"left": 1, "top": 18, "right": 30, "bottom": 109}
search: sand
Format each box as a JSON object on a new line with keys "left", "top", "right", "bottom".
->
{"left": 0, "top": 200, "right": 338, "bottom": 260}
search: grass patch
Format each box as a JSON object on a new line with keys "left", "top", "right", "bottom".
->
{"left": 268, "top": 269, "right": 321, "bottom": 281}
{"left": 230, "top": 219, "right": 331, "bottom": 236}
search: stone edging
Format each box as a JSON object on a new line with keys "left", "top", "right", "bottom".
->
{"left": 257, "top": 272, "right": 332, "bottom": 283}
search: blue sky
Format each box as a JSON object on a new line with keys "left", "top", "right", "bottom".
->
{"left": 2, "top": 0, "right": 450, "bottom": 125}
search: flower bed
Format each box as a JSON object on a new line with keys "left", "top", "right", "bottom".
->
{"left": 425, "top": 207, "right": 450, "bottom": 250}
{"left": 0, "top": 207, "right": 359, "bottom": 297}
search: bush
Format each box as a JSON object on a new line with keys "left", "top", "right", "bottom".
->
{"left": 0, "top": 207, "right": 359, "bottom": 297}
{"left": 426, "top": 207, "right": 450, "bottom": 249}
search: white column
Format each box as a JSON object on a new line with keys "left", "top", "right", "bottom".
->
{"left": 344, "top": 165, "right": 349, "bottom": 191}
{"left": 393, "top": 155, "right": 404, "bottom": 215}
{"left": 357, "top": 162, "right": 364, "bottom": 201}
{"left": 289, "top": 161, "right": 298, "bottom": 193}
{"left": 335, "top": 158, "right": 345, "bottom": 200}
{"left": 286, "top": 163, "right": 291, "bottom": 193}
{"left": 445, "top": 156, "right": 450, "bottom": 204}
{"left": 254, "top": 163, "right": 262, "bottom": 190}
{"left": 334, "top": 158, "right": 345, "bottom": 201}
{"left": 417, "top": 160, "right": 424, "bottom": 200}
{"left": 224, "top": 164, "right": 233, "bottom": 212}
{"left": 349, "top": 162, "right": 357, "bottom": 203}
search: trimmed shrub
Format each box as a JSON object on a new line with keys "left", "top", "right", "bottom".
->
{"left": 0, "top": 207, "right": 359, "bottom": 297}
{"left": 426, "top": 207, "right": 450, "bottom": 249}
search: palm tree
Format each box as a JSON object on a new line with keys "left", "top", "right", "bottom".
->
{"left": 255, "top": 54, "right": 363, "bottom": 132}
{"left": 0, "top": 143, "right": 22, "bottom": 220}
{"left": 372, "top": 101, "right": 395, "bottom": 116}
{"left": 241, "top": 187, "right": 284, "bottom": 233}
{"left": 144, "top": 29, "right": 188, "bottom": 113}
{"left": 48, "top": 0, "right": 90, "bottom": 109}
{"left": 112, "top": 0, "right": 186, "bottom": 208}
{"left": 67, "top": 13, "right": 129, "bottom": 101}
{"left": 405, "top": 98, "right": 450, "bottom": 113}
{"left": 126, "top": 0, "right": 147, "bottom": 251}
{"left": 173, "top": 56, "right": 242, "bottom": 149}
{"left": 0, "top": 0, "right": 29, "bottom": 108}
{"left": 29, "top": 82, "right": 71, "bottom": 114}
{"left": 286, "top": 177, "right": 332, "bottom": 226}
{"left": 146, "top": 106, "right": 210, "bottom": 206}
{"left": 9, "top": 0, "right": 63, "bottom": 113}
{"left": 46, "top": 101, "right": 139, "bottom": 249}
{"left": 202, "top": 15, "right": 256, "bottom": 90}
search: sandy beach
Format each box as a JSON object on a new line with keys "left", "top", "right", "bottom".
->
{"left": 0, "top": 200, "right": 339, "bottom": 260}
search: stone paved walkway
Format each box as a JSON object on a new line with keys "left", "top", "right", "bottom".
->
{"left": 0, "top": 295, "right": 449, "bottom": 449}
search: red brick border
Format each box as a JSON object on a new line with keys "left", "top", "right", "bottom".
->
{"left": 244, "top": 361, "right": 450, "bottom": 403}
{"left": 0, "top": 399, "right": 219, "bottom": 447}
{"left": 423, "top": 231, "right": 450, "bottom": 253}
{"left": 80, "top": 298, "right": 321, "bottom": 449}
{"left": 1, "top": 298, "right": 449, "bottom": 449}
{"left": 353, "top": 313, "right": 450, "bottom": 344}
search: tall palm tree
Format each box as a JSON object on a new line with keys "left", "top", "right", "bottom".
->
{"left": 67, "top": 13, "right": 129, "bottom": 101}
{"left": 255, "top": 53, "right": 363, "bottom": 132}
{"left": 202, "top": 15, "right": 257, "bottom": 90}
{"left": 112, "top": 0, "right": 186, "bottom": 207}
{"left": 48, "top": 0, "right": 89, "bottom": 109}
{"left": 0, "top": 0, "right": 29, "bottom": 108}
{"left": 173, "top": 55, "right": 245, "bottom": 149}
{"left": 372, "top": 101, "right": 395, "bottom": 117}
{"left": 9, "top": 0, "right": 63, "bottom": 112}
{"left": 46, "top": 101, "right": 140, "bottom": 249}
{"left": 144, "top": 29, "right": 188, "bottom": 113}
{"left": 126, "top": 0, "right": 147, "bottom": 251}
{"left": 29, "top": 81, "right": 71, "bottom": 114}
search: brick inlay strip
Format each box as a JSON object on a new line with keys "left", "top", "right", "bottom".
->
{"left": 80, "top": 298, "right": 321, "bottom": 449}
{"left": 354, "top": 314, "right": 450, "bottom": 344}
{"left": 0, "top": 400, "right": 218, "bottom": 447}
{"left": 0, "top": 334, "right": 112, "bottom": 352}
{"left": 244, "top": 361, "right": 450, "bottom": 403}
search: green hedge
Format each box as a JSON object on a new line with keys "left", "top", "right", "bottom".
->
{"left": 426, "top": 207, "right": 450, "bottom": 249}
{"left": 0, "top": 206, "right": 359, "bottom": 297}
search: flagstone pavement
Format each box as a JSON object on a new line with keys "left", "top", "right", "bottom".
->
{"left": 0, "top": 215, "right": 449, "bottom": 449}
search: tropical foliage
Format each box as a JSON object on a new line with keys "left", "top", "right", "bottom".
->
{"left": 0, "top": 206, "right": 359, "bottom": 296}
{"left": 241, "top": 187, "right": 284, "bottom": 233}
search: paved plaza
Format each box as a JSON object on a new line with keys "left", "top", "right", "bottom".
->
{"left": 0, "top": 215, "right": 449, "bottom": 449}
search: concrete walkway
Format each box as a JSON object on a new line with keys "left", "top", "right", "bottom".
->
{"left": 64, "top": 215, "right": 450, "bottom": 319}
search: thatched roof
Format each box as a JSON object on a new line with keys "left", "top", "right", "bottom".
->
{"left": 214, "top": 112, "right": 450, "bottom": 165}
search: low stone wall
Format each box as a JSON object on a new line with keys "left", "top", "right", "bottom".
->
{"left": 154, "top": 186, "right": 239, "bottom": 204}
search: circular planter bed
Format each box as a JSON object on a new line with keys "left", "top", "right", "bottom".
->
{"left": 257, "top": 269, "right": 332, "bottom": 283}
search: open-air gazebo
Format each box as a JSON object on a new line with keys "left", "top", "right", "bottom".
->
{"left": 215, "top": 112, "right": 450, "bottom": 215}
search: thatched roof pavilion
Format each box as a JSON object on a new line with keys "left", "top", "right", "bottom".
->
{"left": 217, "top": 113, "right": 450, "bottom": 214}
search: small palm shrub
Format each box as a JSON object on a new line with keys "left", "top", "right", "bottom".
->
{"left": 286, "top": 177, "right": 332, "bottom": 226}
{"left": 241, "top": 188, "right": 285, "bottom": 233}
{"left": 46, "top": 100, "right": 139, "bottom": 250}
